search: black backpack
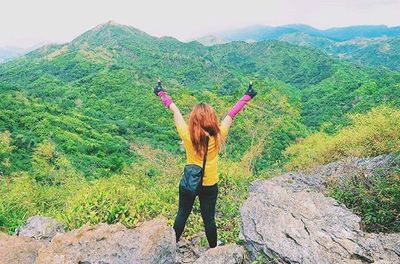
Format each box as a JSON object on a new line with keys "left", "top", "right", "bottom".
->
{"left": 179, "top": 136, "right": 209, "bottom": 196}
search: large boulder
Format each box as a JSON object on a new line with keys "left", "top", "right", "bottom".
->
{"left": 0, "top": 233, "right": 46, "bottom": 264}
{"left": 240, "top": 155, "right": 400, "bottom": 263}
{"left": 36, "top": 218, "right": 176, "bottom": 264}
{"left": 16, "top": 215, "right": 65, "bottom": 241}
{"left": 194, "top": 244, "right": 247, "bottom": 264}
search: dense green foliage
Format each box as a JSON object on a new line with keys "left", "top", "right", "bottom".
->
{"left": 285, "top": 106, "right": 400, "bottom": 170}
{"left": 329, "top": 169, "right": 400, "bottom": 233}
{"left": 1, "top": 22, "right": 400, "bottom": 238}
{"left": 0, "top": 141, "right": 268, "bottom": 244}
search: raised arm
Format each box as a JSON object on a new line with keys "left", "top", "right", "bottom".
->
{"left": 154, "top": 80, "right": 186, "bottom": 129}
{"left": 221, "top": 82, "right": 257, "bottom": 133}
{"left": 169, "top": 103, "right": 186, "bottom": 129}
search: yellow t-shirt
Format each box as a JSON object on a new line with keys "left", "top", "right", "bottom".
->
{"left": 176, "top": 123, "right": 228, "bottom": 186}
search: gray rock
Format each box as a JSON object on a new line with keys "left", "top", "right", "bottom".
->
{"left": 194, "top": 244, "right": 247, "bottom": 264}
{"left": 176, "top": 236, "right": 207, "bottom": 264}
{"left": 35, "top": 218, "right": 176, "bottom": 264}
{"left": 0, "top": 232, "right": 46, "bottom": 264}
{"left": 270, "top": 154, "right": 399, "bottom": 193}
{"left": 16, "top": 215, "right": 65, "bottom": 241}
{"left": 240, "top": 155, "right": 400, "bottom": 264}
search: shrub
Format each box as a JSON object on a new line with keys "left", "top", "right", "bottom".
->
{"left": 285, "top": 106, "right": 400, "bottom": 170}
{"left": 328, "top": 170, "right": 400, "bottom": 232}
{"left": 61, "top": 177, "right": 138, "bottom": 228}
{"left": 0, "top": 131, "right": 12, "bottom": 176}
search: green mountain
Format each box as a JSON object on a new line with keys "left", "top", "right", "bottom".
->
{"left": 1, "top": 22, "right": 399, "bottom": 178}
{"left": 214, "top": 24, "right": 400, "bottom": 42}
{"left": 192, "top": 35, "right": 229, "bottom": 46}
{"left": 200, "top": 24, "right": 400, "bottom": 71}
{"left": 279, "top": 33, "right": 400, "bottom": 70}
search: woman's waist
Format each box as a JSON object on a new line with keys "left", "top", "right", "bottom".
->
{"left": 202, "top": 173, "right": 218, "bottom": 185}
{"left": 185, "top": 162, "right": 218, "bottom": 174}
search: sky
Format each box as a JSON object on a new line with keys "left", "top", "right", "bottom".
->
{"left": 1, "top": 0, "right": 400, "bottom": 49}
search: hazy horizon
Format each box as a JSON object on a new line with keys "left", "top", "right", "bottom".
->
{"left": 1, "top": 0, "right": 400, "bottom": 49}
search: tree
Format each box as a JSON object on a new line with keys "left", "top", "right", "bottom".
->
{"left": 0, "top": 131, "right": 12, "bottom": 176}
{"left": 31, "top": 140, "right": 77, "bottom": 185}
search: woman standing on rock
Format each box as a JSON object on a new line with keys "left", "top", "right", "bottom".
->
{"left": 154, "top": 80, "right": 257, "bottom": 248}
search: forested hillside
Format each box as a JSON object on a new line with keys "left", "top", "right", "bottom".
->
{"left": 280, "top": 33, "right": 400, "bottom": 71}
{"left": 199, "top": 24, "right": 400, "bottom": 71}
{"left": 214, "top": 24, "right": 400, "bottom": 42}
{"left": 1, "top": 22, "right": 399, "bottom": 241}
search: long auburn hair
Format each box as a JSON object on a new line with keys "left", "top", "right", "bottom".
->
{"left": 189, "top": 103, "right": 222, "bottom": 156}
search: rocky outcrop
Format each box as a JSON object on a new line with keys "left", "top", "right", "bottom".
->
{"left": 194, "top": 244, "right": 247, "bottom": 264}
{"left": 0, "top": 233, "right": 46, "bottom": 264}
{"left": 37, "top": 218, "right": 176, "bottom": 264}
{"left": 176, "top": 235, "right": 248, "bottom": 264}
{"left": 16, "top": 215, "right": 65, "bottom": 241}
{"left": 2, "top": 215, "right": 249, "bottom": 264}
{"left": 0, "top": 216, "right": 64, "bottom": 264}
{"left": 240, "top": 155, "right": 400, "bottom": 263}
{"left": 0, "top": 218, "right": 176, "bottom": 264}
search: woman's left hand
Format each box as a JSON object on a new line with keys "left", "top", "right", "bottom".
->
{"left": 245, "top": 81, "right": 257, "bottom": 98}
{"left": 154, "top": 79, "right": 165, "bottom": 96}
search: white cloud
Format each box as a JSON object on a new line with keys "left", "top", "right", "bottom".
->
{"left": 1, "top": 0, "right": 399, "bottom": 48}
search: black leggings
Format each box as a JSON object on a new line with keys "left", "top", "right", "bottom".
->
{"left": 173, "top": 184, "right": 218, "bottom": 248}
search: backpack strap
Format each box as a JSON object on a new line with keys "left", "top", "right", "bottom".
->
{"left": 201, "top": 136, "right": 209, "bottom": 183}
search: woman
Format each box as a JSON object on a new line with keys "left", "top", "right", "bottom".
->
{"left": 154, "top": 80, "right": 257, "bottom": 248}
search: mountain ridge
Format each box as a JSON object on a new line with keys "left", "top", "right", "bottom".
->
{"left": 196, "top": 24, "right": 400, "bottom": 70}
{"left": 209, "top": 24, "right": 400, "bottom": 42}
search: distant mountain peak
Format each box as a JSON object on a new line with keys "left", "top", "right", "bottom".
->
{"left": 195, "top": 35, "right": 228, "bottom": 46}
{"left": 105, "top": 20, "right": 118, "bottom": 26}
{"left": 91, "top": 20, "right": 127, "bottom": 32}
{"left": 71, "top": 21, "right": 156, "bottom": 47}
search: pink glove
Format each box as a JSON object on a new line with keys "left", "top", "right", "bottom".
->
{"left": 227, "top": 82, "right": 257, "bottom": 119}
{"left": 227, "top": 94, "right": 252, "bottom": 119}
